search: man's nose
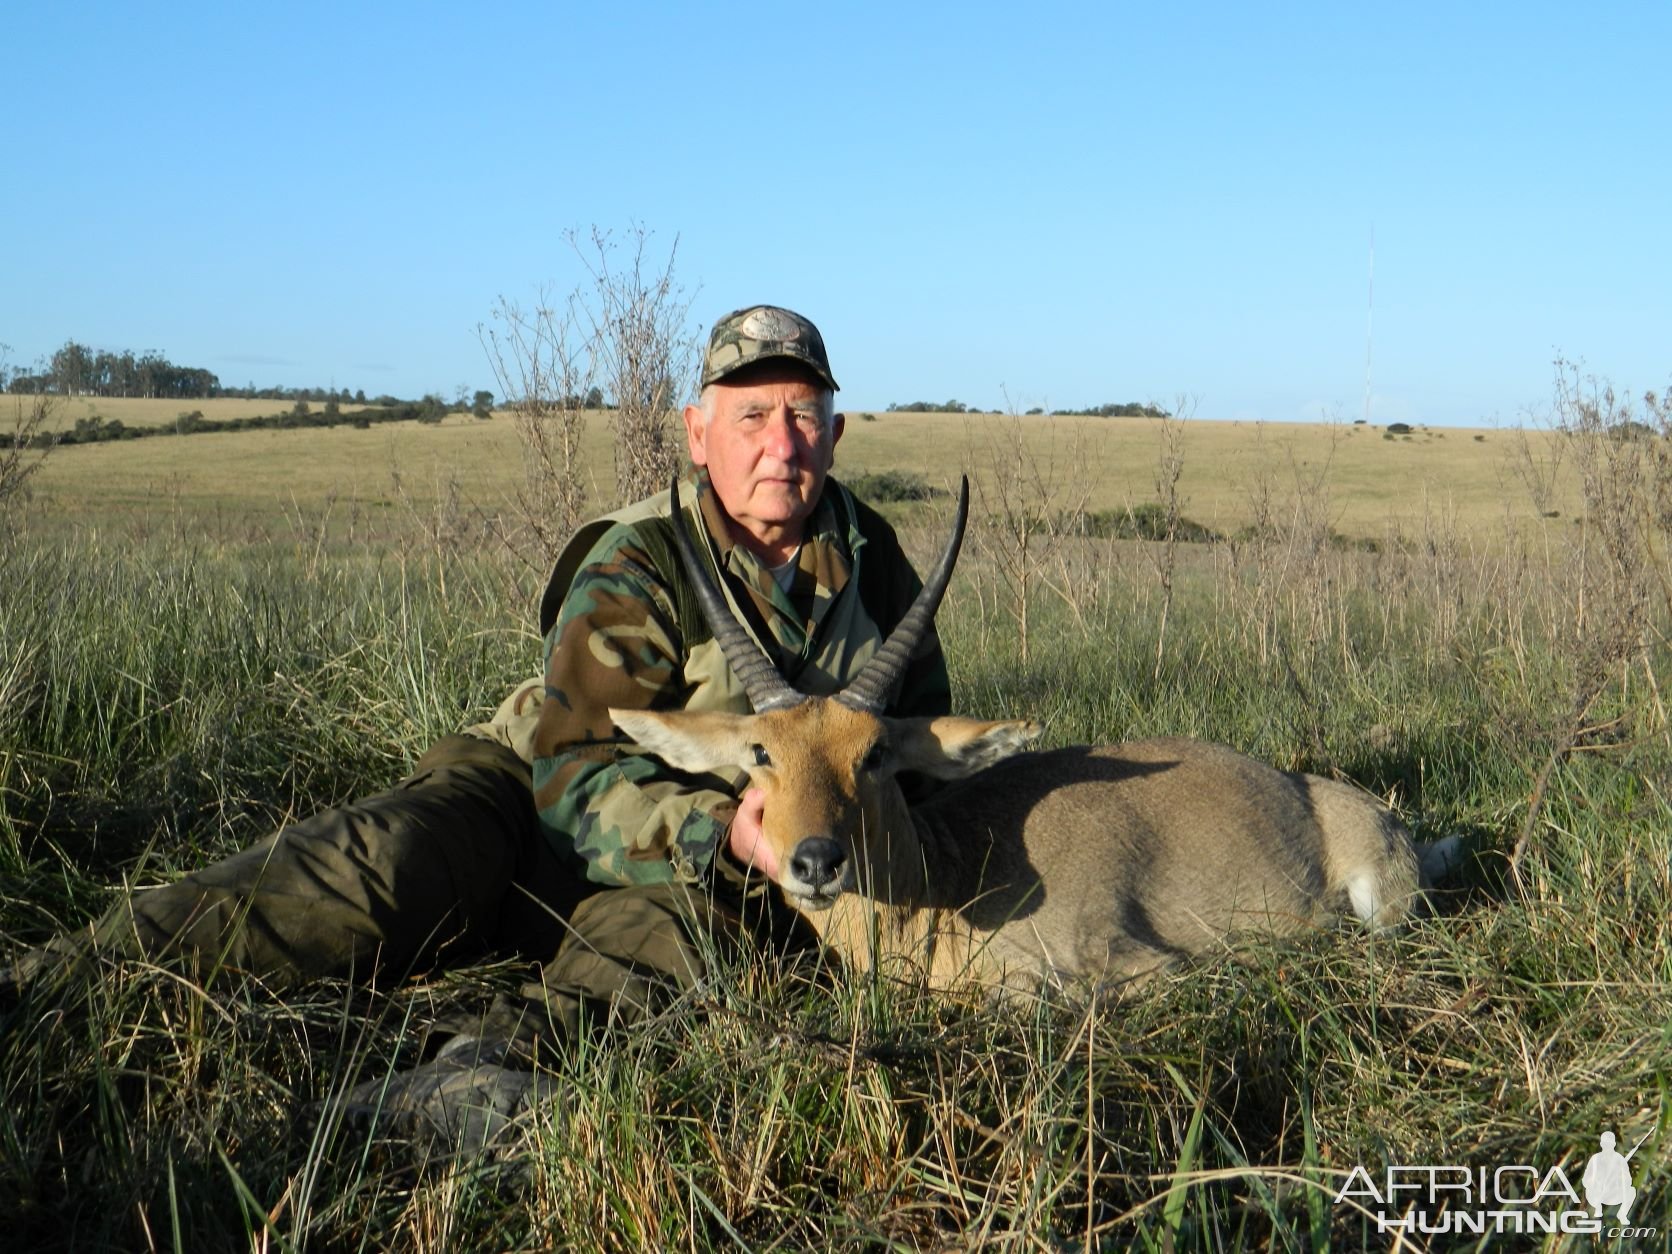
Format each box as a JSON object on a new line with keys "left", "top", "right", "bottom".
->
{"left": 762, "top": 409, "right": 797, "bottom": 458}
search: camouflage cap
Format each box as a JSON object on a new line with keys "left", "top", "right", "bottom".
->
{"left": 701, "top": 305, "right": 839, "bottom": 391}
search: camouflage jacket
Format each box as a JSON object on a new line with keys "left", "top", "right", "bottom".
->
{"left": 528, "top": 473, "right": 952, "bottom": 888}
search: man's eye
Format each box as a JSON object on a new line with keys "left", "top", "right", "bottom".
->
{"left": 793, "top": 412, "right": 821, "bottom": 430}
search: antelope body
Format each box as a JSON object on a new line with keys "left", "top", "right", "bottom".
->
{"left": 613, "top": 481, "right": 1425, "bottom": 993}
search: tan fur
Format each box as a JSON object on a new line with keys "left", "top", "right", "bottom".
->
{"left": 611, "top": 702, "right": 1423, "bottom": 994}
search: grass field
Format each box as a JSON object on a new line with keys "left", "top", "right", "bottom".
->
{"left": 1, "top": 408, "right": 1665, "bottom": 1251}
{"left": 26, "top": 406, "right": 1579, "bottom": 545}
{"left": 17, "top": 393, "right": 353, "bottom": 432}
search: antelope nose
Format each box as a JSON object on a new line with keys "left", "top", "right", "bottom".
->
{"left": 789, "top": 837, "right": 846, "bottom": 890}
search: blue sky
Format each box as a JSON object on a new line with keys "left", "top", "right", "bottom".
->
{"left": 4, "top": 2, "right": 1667, "bottom": 425}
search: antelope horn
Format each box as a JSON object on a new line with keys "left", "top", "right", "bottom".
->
{"left": 837, "top": 475, "right": 968, "bottom": 714}
{"left": 667, "top": 479, "right": 805, "bottom": 713}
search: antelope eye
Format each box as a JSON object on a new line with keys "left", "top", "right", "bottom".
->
{"left": 750, "top": 744, "right": 772, "bottom": 767}
{"left": 861, "top": 743, "right": 891, "bottom": 771}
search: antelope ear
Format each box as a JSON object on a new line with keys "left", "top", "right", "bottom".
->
{"left": 609, "top": 709, "right": 756, "bottom": 774}
{"left": 890, "top": 716, "right": 1044, "bottom": 780}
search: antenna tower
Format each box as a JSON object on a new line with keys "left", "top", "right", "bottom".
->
{"left": 1363, "top": 227, "right": 1375, "bottom": 426}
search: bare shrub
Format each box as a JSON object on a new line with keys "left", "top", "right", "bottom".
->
{"left": 1134, "top": 396, "right": 1193, "bottom": 678}
{"left": 1222, "top": 420, "right": 1349, "bottom": 666}
{"left": 1215, "top": 417, "right": 1358, "bottom": 768}
{"left": 482, "top": 226, "right": 699, "bottom": 571}
{"left": 570, "top": 226, "right": 699, "bottom": 506}
{"left": 1507, "top": 415, "right": 1567, "bottom": 518}
{"left": 963, "top": 400, "right": 1093, "bottom": 664}
{"left": 1510, "top": 358, "right": 1672, "bottom": 879}
{"left": 481, "top": 287, "right": 598, "bottom": 569}
{"left": 0, "top": 346, "right": 57, "bottom": 517}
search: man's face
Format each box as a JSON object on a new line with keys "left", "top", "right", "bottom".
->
{"left": 683, "top": 363, "right": 845, "bottom": 550}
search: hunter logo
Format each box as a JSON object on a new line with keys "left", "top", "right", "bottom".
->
{"left": 1335, "top": 1127, "right": 1657, "bottom": 1240}
{"left": 1584, "top": 1130, "right": 1648, "bottom": 1223}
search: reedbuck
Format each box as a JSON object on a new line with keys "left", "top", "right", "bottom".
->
{"left": 612, "top": 480, "right": 1432, "bottom": 994}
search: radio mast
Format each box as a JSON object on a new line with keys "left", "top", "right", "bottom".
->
{"left": 1363, "top": 226, "right": 1375, "bottom": 426}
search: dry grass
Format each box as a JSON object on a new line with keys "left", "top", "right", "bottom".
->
{"left": 27, "top": 409, "right": 1577, "bottom": 545}
{"left": 2, "top": 374, "right": 1668, "bottom": 1248}
{"left": 1, "top": 504, "right": 1665, "bottom": 1250}
{"left": 26, "top": 394, "right": 347, "bottom": 432}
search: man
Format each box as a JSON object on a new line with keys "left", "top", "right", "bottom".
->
{"left": 4, "top": 305, "right": 950, "bottom": 1145}
{"left": 448, "top": 303, "right": 949, "bottom": 1054}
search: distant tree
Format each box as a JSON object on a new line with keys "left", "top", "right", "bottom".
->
{"left": 324, "top": 396, "right": 340, "bottom": 417}
{"left": 472, "top": 389, "right": 494, "bottom": 419}
{"left": 50, "top": 341, "right": 93, "bottom": 395}
{"left": 1051, "top": 401, "right": 1170, "bottom": 419}
{"left": 416, "top": 393, "right": 447, "bottom": 424}
{"left": 354, "top": 388, "right": 367, "bottom": 404}
{"left": 886, "top": 400, "right": 968, "bottom": 414}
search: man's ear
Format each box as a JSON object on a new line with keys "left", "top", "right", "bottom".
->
{"left": 831, "top": 411, "right": 846, "bottom": 448}
{"left": 682, "top": 402, "right": 709, "bottom": 467}
{"left": 888, "top": 716, "right": 1044, "bottom": 780}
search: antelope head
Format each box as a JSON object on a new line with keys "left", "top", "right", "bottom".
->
{"left": 610, "top": 478, "right": 1041, "bottom": 911}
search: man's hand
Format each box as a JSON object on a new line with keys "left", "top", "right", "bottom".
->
{"left": 726, "top": 787, "right": 780, "bottom": 881}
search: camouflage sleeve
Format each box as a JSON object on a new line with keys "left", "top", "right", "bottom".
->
{"left": 530, "top": 528, "right": 737, "bottom": 887}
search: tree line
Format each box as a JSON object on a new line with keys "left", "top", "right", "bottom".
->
{"left": 5, "top": 342, "right": 219, "bottom": 399}
{"left": 1048, "top": 401, "right": 1170, "bottom": 418}
{"left": 1, "top": 340, "right": 387, "bottom": 406}
{"left": 885, "top": 399, "right": 1170, "bottom": 418}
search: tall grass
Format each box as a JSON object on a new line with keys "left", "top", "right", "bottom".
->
{"left": 1, "top": 476, "right": 1668, "bottom": 1249}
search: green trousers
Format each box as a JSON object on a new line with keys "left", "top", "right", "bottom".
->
{"left": 6, "top": 736, "right": 813, "bottom": 1036}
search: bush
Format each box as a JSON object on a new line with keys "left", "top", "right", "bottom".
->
{"left": 1082, "top": 505, "right": 1219, "bottom": 543}
{"left": 846, "top": 470, "right": 940, "bottom": 503}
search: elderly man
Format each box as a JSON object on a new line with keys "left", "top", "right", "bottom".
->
{"left": 4, "top": 308, "right": 950, "bottom": 1137}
